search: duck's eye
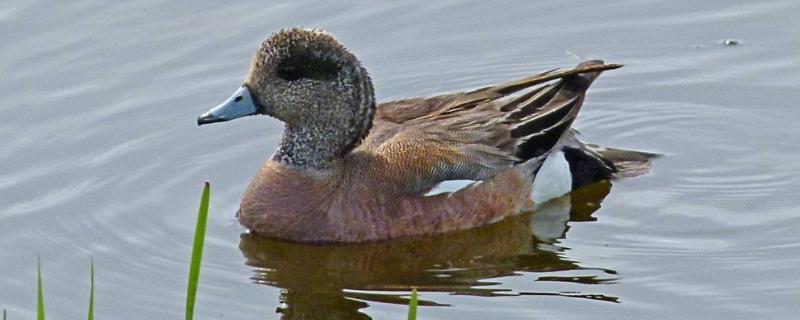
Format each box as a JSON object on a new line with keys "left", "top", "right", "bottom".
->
{"left": 234, "top": 95, "right": 243, "bottom": 102}
{"left": 277, "top": 66, "right": 304, "bottom": 82}
{"left": 276, "top": 55, "right": 340, "bottom": 82}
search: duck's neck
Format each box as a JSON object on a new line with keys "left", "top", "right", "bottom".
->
{"left": 273, "top": 116, "right": 371, "bottom": 169}
{"left": 272, "top": 67, "right": 376, "bottom": 170}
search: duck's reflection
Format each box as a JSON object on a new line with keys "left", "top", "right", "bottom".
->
{"left": 239, "top": 181, "right": 616, "bottom": 319}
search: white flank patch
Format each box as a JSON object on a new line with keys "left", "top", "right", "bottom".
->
{"left": 532, "top": 151, "right": 572, "bottom": 204}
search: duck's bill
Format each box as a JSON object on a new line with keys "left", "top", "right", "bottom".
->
{"left": 197, "top": 86, "right": 259, "bottom": 125}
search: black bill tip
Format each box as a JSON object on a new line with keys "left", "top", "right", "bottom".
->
{"left": 197, "top": 113, "right": 225, "bottom": 126}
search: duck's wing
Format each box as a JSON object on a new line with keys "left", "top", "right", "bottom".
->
{"left": 372, "top": 62, "right": 621, "bottom": 124}
{"left": 363, "top": 61, "right": 621, "bottom": 148}
{"left": 359, "top": 60, "right": 618, "bottom": 194}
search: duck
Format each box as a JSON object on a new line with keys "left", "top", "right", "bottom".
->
{"left": 197, "top": 28, "right": 655, "bottom": 243}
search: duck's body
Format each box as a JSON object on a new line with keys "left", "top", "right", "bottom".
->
{"left": 198, "top": 29, "right": 654, "bottom": 243}
{"left": 240, "top": 156, "right": 535, "bottom": 242}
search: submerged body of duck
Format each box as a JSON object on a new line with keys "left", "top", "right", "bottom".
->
{"left": 197, "top": 28, "right": 654, "bottom": 243}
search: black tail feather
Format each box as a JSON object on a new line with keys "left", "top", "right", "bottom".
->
{"left": 596, "top": 146, "right": 659, "bottom": 178}
{"left": 563, "top": 142, "right": 659, "bottom": 189}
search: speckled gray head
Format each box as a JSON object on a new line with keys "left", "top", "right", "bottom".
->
{"left": 198, "top": 28, "right": 376, "bottom": 168}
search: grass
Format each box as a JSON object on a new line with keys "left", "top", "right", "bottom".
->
{"left": 27, "top": 182, "right": 211, "bottom": 320}
{"left": 37, "top": 257, "right": 44, "bottom": 320}
{"left": 34, "top": 258, "right": 95, "bottom": 320}
{"left": 185, "top": 181, "right": 211, "bottom": 320}
{"left": 88, "top": 258, "right": 94, "bottom": 320}
{"left": 407, "top": 288, "right": 418, "bottom": 320}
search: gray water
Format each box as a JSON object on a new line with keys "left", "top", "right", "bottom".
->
{"left": 2, "top": 1, "right": 799, "bottom": 319}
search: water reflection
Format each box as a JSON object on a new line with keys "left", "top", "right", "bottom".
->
{"left": 239, "top": 182, "right": 616, "bottom": 319}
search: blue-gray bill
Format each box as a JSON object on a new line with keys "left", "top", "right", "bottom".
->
{"left": 197, "top": 86, "right": 258, "bottom": 125}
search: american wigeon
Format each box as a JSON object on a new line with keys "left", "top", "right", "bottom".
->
{"left": 198, "top": 28, "right": 654, "bottom": 243}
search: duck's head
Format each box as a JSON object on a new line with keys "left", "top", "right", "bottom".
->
{"left": 197, "top": 28, "right": 375, "bottom": 132}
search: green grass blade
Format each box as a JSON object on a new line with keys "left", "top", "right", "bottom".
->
{"left": 185, "top": 182, "right": 211, "bottom": 320}
{"left": 407, "top": 288, "right": 418, "bottom": 320}
{"left": 37, "top": 256, "right": 45, "bottom": 320}
{"left": 88, "top": 257, "right": 94, "bottom": 320}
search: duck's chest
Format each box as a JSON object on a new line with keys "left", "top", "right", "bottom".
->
{"left": 237, "top": 162, "right": 332, "bottom": 240}
{"left": 238, "top": 161, "right": 387, "bottom": 242}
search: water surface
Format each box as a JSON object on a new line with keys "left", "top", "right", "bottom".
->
{"left": 1, "top": 1, "right": 799, "bottom": 319}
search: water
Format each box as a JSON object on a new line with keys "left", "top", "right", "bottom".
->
{"left": 1, "top": 0, "right": 799, "bottom": 319}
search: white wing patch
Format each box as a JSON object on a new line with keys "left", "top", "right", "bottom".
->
{"left": 425, "top": 179, "right": 480, "bottom": 196}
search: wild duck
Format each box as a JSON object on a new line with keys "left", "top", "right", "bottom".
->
{"left": 197, "top": 28, "right": 654, "bottom": 242}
